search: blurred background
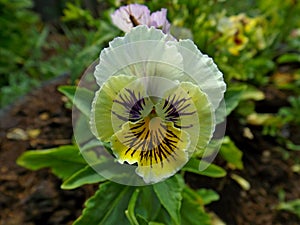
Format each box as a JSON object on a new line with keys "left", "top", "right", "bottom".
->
{"left": 1, "top": 0, "right": 299, "bottom": 108}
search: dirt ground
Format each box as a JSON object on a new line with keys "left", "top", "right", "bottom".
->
{"left": 0, "top": 74, "right": 299, "bottom": 225}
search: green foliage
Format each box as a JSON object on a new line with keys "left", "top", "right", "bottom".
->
{"left": 58, "top": 86, "right": 94, "bottom": 117}
{"left": 277, "top": 199, "right": 300, "bottom": 218}
{"left": 0, "top": 0, "right": 117, "bottom": 108}
{"left": 62, "top": 2, "right": 100, "bottom": 27}
{"left": 0, "top": 0, "right": 42, "bottom": 106}
{"left": 180, "top": 187, "right": 211, "bottom": 225}
{"left": 224, "top": 85, "right": 246, "bottom": 116}
{"left": 16, "top": 145, "right": 87, "bottom": 180}
{"left": 153, "top": 176, "right": 184, "bottom": 225}
{"left": 16, "top": 143, "right": 221, "bottom": 224}
{"left": 74, "top": 182, "right": 134, "bottom": 225}
{"left": 230, "top": 173, "right": 251, "bottom": 191}
{"left": 277, "top": 53, "right": 300, "bottom": 64}
{"left": 0, "top": 0, "right": 39, "bottom": 77}
{"left": 197, "top": 188, "right": 220, "bottom": 205}
{"left": 57, "top": 21, "right": 118, "bottom": 82}
{"left": 126, "top": 189, "right": 141, "bottom": 225}
{"left": 71, "top": 175, "right": 214, "bottom": 225}
{"left": 256, "top": 96, "right": 300, "bottom": 149}
{"left": 61, "top": 165, "right": 106, "bottom": 189}
{"left": 0, "top": 73, "right": 40, "bottom": 106}
{"left": 182, "top": 158, "right": 227, "bottom": 178}
{"left": 220, "top": 136, "right": 244, "bottom": 170}
{"left": 285, "top": 140, "right": 300, "bottom": 151}
{"left": 278, "top": 96, "right": 300, "bottom": 126}
{"left": 240, "top": 85, "right": 265, "bottom": 101}
{"left": 134, "top": 186, "right": 161, "bottom": 223}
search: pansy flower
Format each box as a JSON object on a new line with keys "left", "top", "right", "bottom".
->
{"left": 217, "top": 14, "right": 266, "bottom": 56}
{"left": 89, "top": 25, "right": 226, "bottom": 184}
{"left": 150, "top": 8, "right": 171, "bottom": 34}
{"left": 111, "top": 4, "right": 171, "bottom": 34}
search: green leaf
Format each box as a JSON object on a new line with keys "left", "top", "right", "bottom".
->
{"left": 220, "top": 136, "right": 244, "bottom": 170}
{"left": 236, "top": 100, "right": 256, "bottom": 117}
{"left": 153, "top": 176, "right": 184, "bottom": 225}
{"left": 135, "top": 186, "right": 161, "bottom": 222}
{"left": 241, "top": 85, "right": 265, "bottom": 101}
{"left": 286, "top": 140, "right": 300, "bottom": 151}
{"left": 58, "top": 86, "right": 94, "bottom": 117}
{"left": 74, "top": 182, "right": 134, "bottom": 225}
{"left": 230, "top": 174, "right": 250, "bottom": 191}
{"left": 197, "top": 189, "right": 220, "bottom": 205}
{"left": 277, "top": 53, "right": 300, "bottom": 64}
{"left": 247, "top": 113, "right": 274, "bottom": 126}
{"left": 277, "top": 199, "right": 300, "bottom": 218}
{"left": 182, "top": 158, "right": 227, "bottom": 178}
{"left": 126, "top": 189, "right": 140, "bottom": 225}
{"left": 61, "top": 165, "right": 106, "bottom": 189}
{"left": 136, "top": 214, "right": 149, "bottom": 225}
{"left": 154, "top": 207, "right": 172, "bottom": 225}
{"left": 224, "top": 85, "right": 246, "bottom": 116}
{"left": 17, "top": 145, "right": 87, "bottom": 180}
{"left": 149, "top": 222, "right": 166, "bottom": 225}
{"left": 58, "top": 85, "right": 76, "bottom": 101}
{"left": 180, "top": 187, "right": 211, "bottom": 225}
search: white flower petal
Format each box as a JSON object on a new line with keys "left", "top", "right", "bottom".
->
{"left": 94, "top": 26, "right": 184, "bottom": 87}
{"left": 177, "top": 39, "right": 226, "bottom": 110}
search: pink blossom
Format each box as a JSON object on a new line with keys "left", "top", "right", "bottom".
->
{"left": 111, "top": 4, "right": 171, "bottom": 34}
{"left": 150, "top": 8, "right": 171, "bottom": 34}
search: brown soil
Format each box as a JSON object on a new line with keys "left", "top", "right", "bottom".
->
{"left": 0, "top": 75, "right": 300, "bottom": 225}
{"left": 0, "top": 75, "right": 91, "bottom": 225}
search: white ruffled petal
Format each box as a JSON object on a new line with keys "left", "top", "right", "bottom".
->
{"left": 94, "top": 26, "right": 184, "bottom": 87}
{"left": 177, "top": 39, "right": 226, "bottom": 110}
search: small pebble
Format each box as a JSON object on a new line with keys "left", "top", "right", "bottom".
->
{"left": 39, "top": 112, "right": 49, "bottom": 120}
{"left": 6, "top": 128, "right": 28, "bottom": 141}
